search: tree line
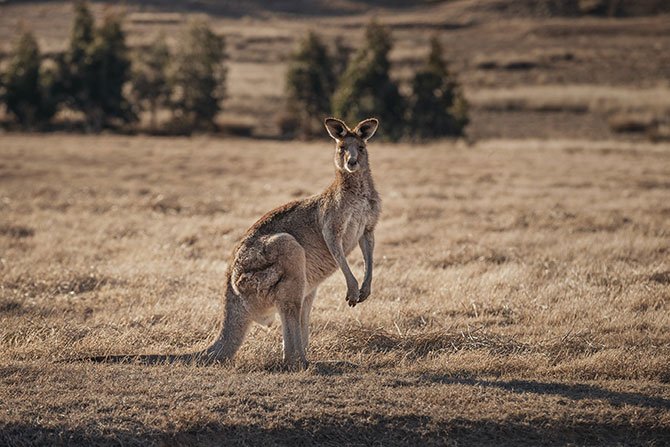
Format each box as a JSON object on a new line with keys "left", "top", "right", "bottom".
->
{"left": 1, "top": 1, "right": 225, "bottom": 133}
{"left": 0, "top": 1, "right": 468, "bottom": 140}
{"left": 282, "top": 22, "right": 468, "bottom": 140}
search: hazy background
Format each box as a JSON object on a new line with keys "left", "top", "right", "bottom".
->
{"left": 1, "top": 0, "right": 669, "bottom": 139}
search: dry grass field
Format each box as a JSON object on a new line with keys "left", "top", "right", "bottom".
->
{"left": 2, "top": 0, "right": 670, "bottom": 445}
{"left": 1, "top": 134, "right": 669, "bottom": 445}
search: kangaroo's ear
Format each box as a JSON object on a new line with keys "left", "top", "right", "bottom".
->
{"left": 354, "top": 118, "right": 379, "bottom": 141}
{"left": 324, "top": 117, "right": 349, "bottom": 141}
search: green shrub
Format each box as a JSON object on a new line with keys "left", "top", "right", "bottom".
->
{"left": 169, "top": 20, "right": 226, "bottom": 132}
{"left": 60, "top": 2, "right": 133, "bottom": 130}
{"left": 408, "top": 37, "right": 468, "bottom": 139}
{"left": 284, "top": 31, "right": 337, "bottom": 138}
{"left": 59, "top": 0, "right": 95, "bottom": 123}
{"left": 130, "top": 35, "right": 171, "bottom": 131}
{"left": 332, "top": 21, "right": 405, "bottom": 141}
{"left": 3, "top": 30, "right": 59, "bottom": 128}
{"left": 88, "top": 14, "right": 135, "bottom": 126}
{"left": 68, "top": 0, "right": 95, "bottom": 71}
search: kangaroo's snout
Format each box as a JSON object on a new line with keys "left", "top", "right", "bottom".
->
{"left": 344, "top": 145, "right": 360, "bottom": 172}
{"left": 346, "top": 157, "right": 359, "bottom": 172}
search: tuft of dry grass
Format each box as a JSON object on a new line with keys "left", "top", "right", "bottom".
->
{"left": 1, "top": 134, "right": 670, "bottom": 445}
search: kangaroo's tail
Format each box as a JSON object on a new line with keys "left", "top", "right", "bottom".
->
{"left": 75, "top": 350, "right": 215, "bottom": 365}
{"left": 63, "top": 284, "right": 252, "bottom": 366}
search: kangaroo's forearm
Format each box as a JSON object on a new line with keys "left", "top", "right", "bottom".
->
{"left": 359, "top": 230, "right": 374, "bottom": 286}
{"left": 323, "top": 230, "right": 356, "bottom": 285}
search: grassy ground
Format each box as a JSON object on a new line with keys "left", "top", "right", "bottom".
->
{"left": 1, "top": 134, "right": 669, "bottom": 445}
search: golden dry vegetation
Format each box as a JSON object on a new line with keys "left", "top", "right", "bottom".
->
{"left": 2, "top": 0, "right": 670, "bottom": 445}
{"left": 1, "top": 134, "right": 669, "bottom": 445}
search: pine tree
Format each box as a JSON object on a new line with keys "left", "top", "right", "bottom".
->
{"left": 60, "top": 1, "right": 133, "bottom": 130}
{"left": 332, "top": 21, "right": 405, "bottom": 141}
{"left": 284, "top": 31, "right": 337, "bottom": 138}
{"left": 61, "top": 0, "right": 95, "bottom": 117}
{"left": 130, "top": 35, "right": 170, "bottom": 131}
{"left": 3, "top": 30, "right": 58, "bottom": 127}
{"left": 169, "top": 20, "right": 226, "bottom": 132}
{"left": 87, "top": 13, "right": 134, "bottom": 126}
{"left": 332, "top": 36, "right": 352, "bottom": 80}
{"left": 408, "top": 37, "right": 468, "bottom": 139}
{"left": 69, "top": 0, "right": 94, "bottom": 67}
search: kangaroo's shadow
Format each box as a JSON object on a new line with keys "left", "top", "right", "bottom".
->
{"left": 310, "top": 360, "right": 360, "bottom": 375}
{"left": 422, "top": 374, "right": 670, "bottom": 410}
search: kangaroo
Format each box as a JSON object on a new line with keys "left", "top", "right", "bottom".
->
{"left": 85, "top": 117, "right": 381, "bottom": 369}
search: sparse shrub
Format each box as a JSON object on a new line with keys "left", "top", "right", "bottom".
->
{"left": 608, "top": 112, "right": 656, "bottom": 134}
{"left": 60, "top": 1, "right": 133, "bottom": 131}
{"left": 332, "top": 21, "right": 405, "bottom": 141}
{"left": 607, "top": 111, "right": 670, "bottom": 141}
{"left": 169, "top": 20, "right": 226, "bottom": 132}
{"left": 283, "top": 31, "right": 337, "bottom": 138}
{"left": 276, "top": 109, "right": 301, "bottom": 139}
{"left": 129, "top": 34, "right": 171, "bottom": 131}
{"left": 648, "top": 120, "right": 670, "bottom": 142}
{"left": 579, "top": 0, "right": 617, "bottom": 15}
{"left": 3, "top": 30, "right": 59, "bottom": 128}
{"left": 408, "top": 37, "right": 468, "bottom": 139}
{"left": 219, "top": 119, "right": 254, "bottom": 137}
{"left": 578, "top": 0, "right": 670, "bottom": 16}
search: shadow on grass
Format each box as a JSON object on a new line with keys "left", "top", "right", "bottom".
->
{"left": 2, "top": 415, "right": 668, "bottom": 447}
{"left": 423, "top": 374, "right": 670, "bottom": 410}
{"left": 310, "top": 360, "right": 360, "bottom": 375}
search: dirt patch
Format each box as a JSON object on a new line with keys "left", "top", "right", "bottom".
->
{"left": 649, "top": 271, "right": 670, "bottom": 285}
{"left": 0, "top": 224, "right": 35, "bottom": 239}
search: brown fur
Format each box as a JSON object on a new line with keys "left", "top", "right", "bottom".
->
{"left": 205, "top": 117, "right": 381, "bottom": 368}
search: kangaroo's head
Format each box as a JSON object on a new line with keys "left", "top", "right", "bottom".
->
{"left": 324, "top": 117, "right": 379, "bottom": 174}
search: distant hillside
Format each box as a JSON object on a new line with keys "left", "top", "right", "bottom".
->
{"left": 2, "top": 0, "right": 667, "bottom": 18}
{"left": 472, "top": 0, "right": 670, "bottom": 17}
{"left": 1, "top": 0, "right": 669, "bottom": 139}
{"left": 101, "top": 0, "right": 670, "bottom": 17}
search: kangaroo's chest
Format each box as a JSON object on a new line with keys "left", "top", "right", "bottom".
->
{"left": 342, "top": 197, "right": 376, "bottom": 254}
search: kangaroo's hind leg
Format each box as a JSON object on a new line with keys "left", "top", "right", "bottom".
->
{"left": 264, "top": 233, "right": 308, "bottom": 369}
{"left": 301, "top": 289, "right": 317, "bottom": 352}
